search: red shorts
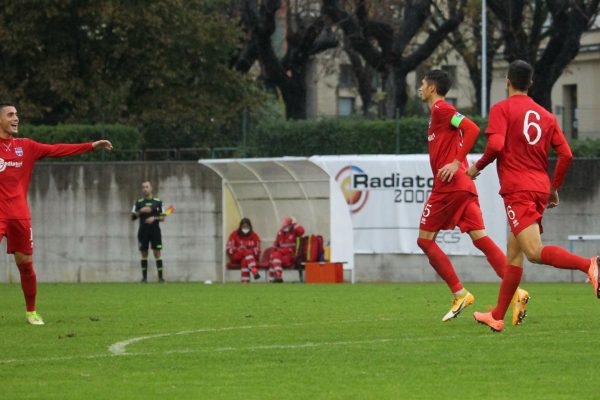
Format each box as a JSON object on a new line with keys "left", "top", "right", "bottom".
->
{"left": 0, "top": 219, "right": 34, "bottom": 254}
{"left": 502, "top": 191, "right": 549, "bottom": 235}
{"left": 419, "top": 191, "right": 485, "bottom": 233}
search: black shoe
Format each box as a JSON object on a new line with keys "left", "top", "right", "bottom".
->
{"left": 273, "top": 278, "right": 284, "bottom": 283}
{"left": 140, "top": 278, "right": 148, "bottom": 284}
{"left": 253, "top": 272, "right": 261, "bottom": 280}
{"left": 159, "top": 278, "right": 166, "bottom": 284}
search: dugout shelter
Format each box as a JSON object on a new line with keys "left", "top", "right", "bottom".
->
{"left": 199, "top": 157, "right": 355, "bottom": 283}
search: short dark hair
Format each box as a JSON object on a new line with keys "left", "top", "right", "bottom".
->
{"left": 507, "top": 60, "right": 533, "bottom": 91}
{"left": 423, "top": 69, "right": 452, "bottom": 96}
{"left": 0, "top": 102, "right": 15, "bottom": 111}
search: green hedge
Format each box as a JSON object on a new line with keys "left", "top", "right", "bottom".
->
{"left": 250, "top": 116, "right": 490, "bottom": 157}
{"left": 567, "top": 138, "right": 600, "bottom": 158}
{"left": 251, "top": 116, "right": 600, "bottom": 158}
{"left": 251, "top": 117, "right": 427, "bottom": 156}
{"left": 19, "top": 124, "right": 142, "bottom": 161}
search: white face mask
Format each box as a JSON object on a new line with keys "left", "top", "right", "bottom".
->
{"left": 241, "top": 228, "right": 250, "bottom": 234}
{"left": 283, "top": 226, "right": 292, "bottom": 233}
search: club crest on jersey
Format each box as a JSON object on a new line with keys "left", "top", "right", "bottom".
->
{"left": 15, "top": 147, "right": 23, "bottom": 156}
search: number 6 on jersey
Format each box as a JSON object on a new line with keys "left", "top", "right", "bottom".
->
{"left": 523, "top": 110, "right": 542, "bottom": 145}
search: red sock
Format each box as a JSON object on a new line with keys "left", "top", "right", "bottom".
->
{"left": 17, "top": 262, "right": 37, "bottom": 312}
{"left": 492, "top": 264, "right": 522, "bottom": 321}
{"left": 418, "top": 238, "right": 463, "bottom": 293}
{"left": 540, "top": 246, "right": 589, "bottom": 273}
{"left": 472, "top": 236, "right": 506, "bottom": 278}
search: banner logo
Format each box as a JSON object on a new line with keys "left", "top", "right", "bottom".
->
{"left": 335, "top": 165, "right": 369, "bottom": 214}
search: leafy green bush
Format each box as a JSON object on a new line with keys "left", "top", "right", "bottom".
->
{"left": 19, "top": 124, "right": 142, "bottom": 161}
{"left": 250, "top": 116, "right": 482, "bottom": 156}
{"left": 567, "top": 138, "right": 600, "bottom": 158}
{"left": 251, "top": 116, "right": 598, "bottom": 158}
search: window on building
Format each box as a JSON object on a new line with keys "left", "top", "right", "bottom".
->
{"left": 338, "top": 97, "right": 355, "bottom": 116}
{"left": 562, "top": 84, "right": 578, "bottom": 139}
{"left": 339, "top": 64, "right": 355, "bottom": 88}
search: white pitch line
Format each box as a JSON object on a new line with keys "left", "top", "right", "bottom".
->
{"left": 108, "top": 318, "right": 394, "bottom": 356}
{"left": 155, "top": 338, "right": 395, "bottom": 354}
{"left": 108, "top": 324, "right": 276, "bottom": 355}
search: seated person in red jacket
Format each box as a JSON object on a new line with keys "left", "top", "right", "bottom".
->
{"left": 269, "top": 216, "right": 305, "bottom": 283}
{"left": 226, "top": 218, "right": 261, "bottom": 283}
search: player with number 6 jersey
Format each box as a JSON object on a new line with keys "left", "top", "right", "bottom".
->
{"left": 474, "top": 87, "right": 571, "bottom": 198}
{"left": 468, "top": 60, "right": 599, "bottom": 332}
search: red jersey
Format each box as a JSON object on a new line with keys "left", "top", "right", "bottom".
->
{"left": 476, "top": 95, "right": 572, "bottom": 195}
{"left": 226, "top": 230, "right": 261, "bottom": 258}
{"left": 427, "top": 100, "right": 477, "bottom": 194}
{"left": 274, "top": 225, "right": 305, "bottom": 251}
{"left": 0, "top": 137, "right": 93, "bottom": 220}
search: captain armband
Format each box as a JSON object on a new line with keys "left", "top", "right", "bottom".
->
{"left": 450, "top": 113, "right": 465, "bottom": 128}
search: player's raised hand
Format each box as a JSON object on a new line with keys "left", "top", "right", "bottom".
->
{"left": 466, "top": 163, "right": 481, "bottom": 180}
{"left": 92, "top": 140, "right": 113, "bottom": 151}
{"left": 437, "top": 159, "right": 461, "bottom": 183}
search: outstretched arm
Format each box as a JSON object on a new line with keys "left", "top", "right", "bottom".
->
{"left": 32, "top": 139, "right": 113, "bottom": 159}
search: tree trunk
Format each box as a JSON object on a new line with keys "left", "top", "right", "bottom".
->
{"left": 382, "top": 71, "right": 396, "bottom": 118}
{"left": 393, "top": 68, "right": 409, "bottom": 117}
{"left": 281, "top": 75, "right": 307, "bottom": 119}
{"left": 344, "top": 43, "right": 374, "bottom": 117}
{"left": 529, "top": 74, "right": 554, "bottom": 112}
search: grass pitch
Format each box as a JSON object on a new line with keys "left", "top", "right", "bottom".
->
{"left": 0, "top": 282, "right": 598, "bottom": 399}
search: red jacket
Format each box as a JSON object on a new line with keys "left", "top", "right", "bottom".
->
{"left": 226, "top": 230, "right": 261, "bottom": 258}
{"left": 274, "top": 225, "right": 305, "bottom": 253}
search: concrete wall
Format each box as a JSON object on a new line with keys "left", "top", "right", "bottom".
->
{"left": 2, "top": 160, "right": 599, "bottom": 283}
{"left": 1, "top": 162, "right": 222, "bottom": 283}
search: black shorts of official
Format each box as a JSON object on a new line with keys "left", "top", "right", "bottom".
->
{"left": 138, "top": 226, "right": 163, "bottom": 251}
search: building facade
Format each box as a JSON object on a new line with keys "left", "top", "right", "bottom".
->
{"left": 305, "top": 24, "right": 600, "bottom": 140}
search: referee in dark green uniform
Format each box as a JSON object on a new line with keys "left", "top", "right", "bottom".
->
{"left": 131, "top": 181, "right": 166, "bottom": 283}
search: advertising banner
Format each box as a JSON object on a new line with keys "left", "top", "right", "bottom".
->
{"left": 315, "top": 155, "right": 506, "bottom": 255}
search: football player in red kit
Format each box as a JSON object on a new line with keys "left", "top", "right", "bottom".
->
{"left": 269, "top": 216, "right": 304, "bottom": 283}
{"left": 226, "top": 218, "right": 261, "bottom": 283}
{"left": 0, "top": 103, "right": 113, "bottom": 325}
{"left": 468, "top": 60, "right": 599, "bottom": 332}
{"left": 417, "top": 70, "right": 529, "bottom": 324}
